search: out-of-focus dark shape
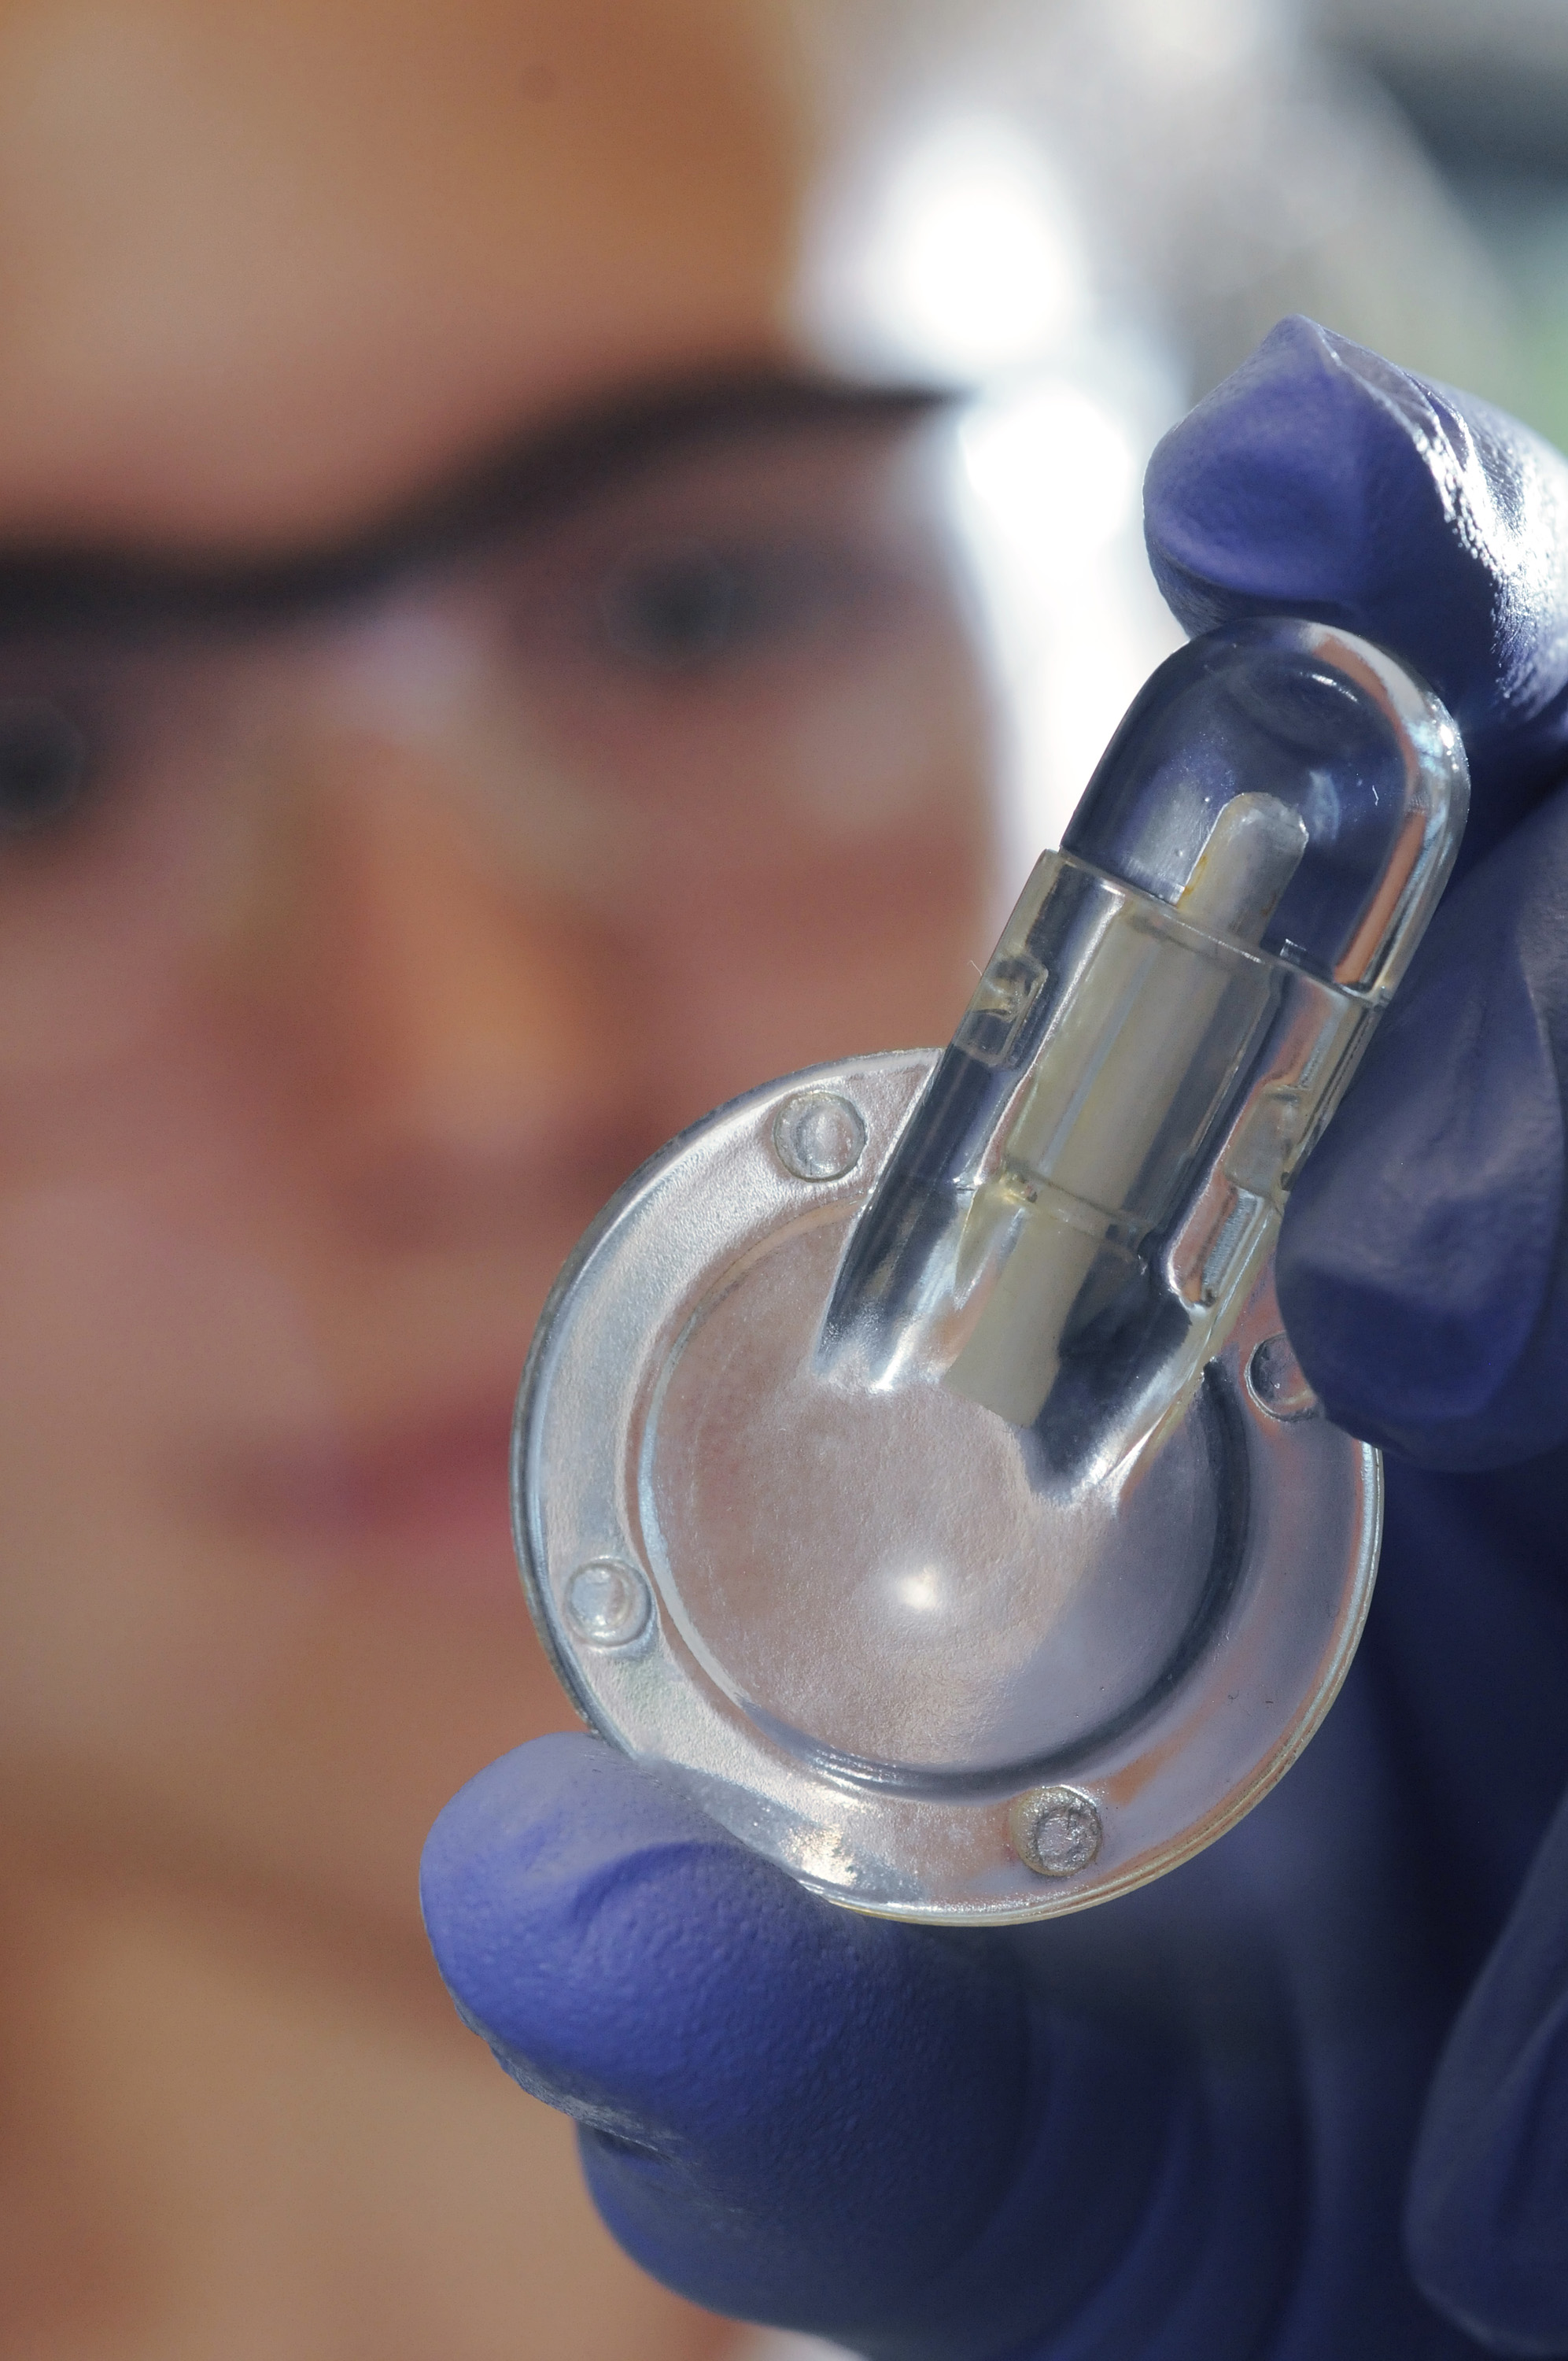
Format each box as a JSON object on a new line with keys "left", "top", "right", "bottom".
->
{"left": 1316, "top": 0, "right": 1568, "bottom": 450}
{"left": 1319, "top": 0, "right": 1568, "bottom": 173}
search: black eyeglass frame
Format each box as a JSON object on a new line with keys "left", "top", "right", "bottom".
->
{"left": 0, "top": 373, "right": 954, "bottom": 639}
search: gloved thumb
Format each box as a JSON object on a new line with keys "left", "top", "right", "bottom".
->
{"left": 419, "top": 1734, "right": 1190, "bottom": 2357}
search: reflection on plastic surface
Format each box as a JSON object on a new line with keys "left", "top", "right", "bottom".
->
{"left": 516, "top": 620, "right": 1468, "bottom": 1923}
{"left": 824, "top": 619, "right": 1468, "bottom": 1473}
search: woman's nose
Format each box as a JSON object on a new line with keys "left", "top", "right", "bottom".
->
{"left": 208, "top": 728, "right": 655, "bottom": 1246}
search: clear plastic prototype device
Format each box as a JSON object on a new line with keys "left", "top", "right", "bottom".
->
{"left": 515, "top": 619, "right": 1468, "bottom": 1923}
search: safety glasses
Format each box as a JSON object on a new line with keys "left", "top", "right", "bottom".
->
{"left": 0, "top": 382, "right": 998, "bottom": 1077}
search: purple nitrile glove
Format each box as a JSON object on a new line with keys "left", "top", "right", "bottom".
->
{"left": 422, "top": 320, "right": 1568, "bottom": 2357}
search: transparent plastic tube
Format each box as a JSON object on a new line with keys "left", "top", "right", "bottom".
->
{"left": 821, "top": 619, "right": 1469, "bottom": 1479}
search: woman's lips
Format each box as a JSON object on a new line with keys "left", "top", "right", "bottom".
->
{"left": 209, "top": 1396, "right": 522, "bottom": 1591}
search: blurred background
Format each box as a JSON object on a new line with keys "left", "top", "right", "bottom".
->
{"left": 795, "top": 0, "right": 1568, "bottom": 855}
{"left": 0, "top": 2, "right": 1562, "bottom": 2358}
{"left": 1319, "top": 0, "right": 1568, "bottom": 449}
{"left": 828, "top": 0, "right": 1568, "bottom": 424}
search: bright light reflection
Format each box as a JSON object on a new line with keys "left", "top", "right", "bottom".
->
{"left": 893, "top": 1564, "right": 950, "bottom": 1616}
{"left": 946, "top": 368, "right": 1184, "bottom": 876}
{"left": 850, "top": 114, "right": 1089, "bottom": 375}
{"left": 961, "top": 386, "right": 1137, "bottom": 557}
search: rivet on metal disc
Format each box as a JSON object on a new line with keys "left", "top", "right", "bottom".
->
{"left": 1246, "top": 1331, "right": 1319, "bottom": 1422}
{"left": 771, "top": 1090, "right": 867, "bottom": 1183}
{"left": 563, "top": 1559, "right": 653, "bottom": 1648}
{"left": 1010, "top": 1785, "right": 1103, "bottom": 1878}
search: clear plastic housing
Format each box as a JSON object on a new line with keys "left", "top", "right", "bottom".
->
{"left": 822, "top": 619, "right": 1468, "bottom": 1472}
{"left": 518, "top": 618, "right": 1467, "bottom": 1921}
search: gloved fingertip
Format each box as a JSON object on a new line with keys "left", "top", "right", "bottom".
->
{"left": 1145, "top": 316, "right": 1410, "bottom": 637}
{"left": 421, "top": 1733, "right": 714, "bottom": 2133}
{"left": 419, "top": 1731, "right": 800, "bottom": 2112}
{"left": 1145, "top": 316, "right": 1568, "bottom": 836}
{"left": 420, "top": 1735, "right": 1044, "bottom": 2341}
{"left": 420, "top": 1731, "right": 1030, "bottom": 2167}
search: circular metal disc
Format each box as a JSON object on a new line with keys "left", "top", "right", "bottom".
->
{"left": 514, "top": 1050, "right": 1381, "bottom": 1925}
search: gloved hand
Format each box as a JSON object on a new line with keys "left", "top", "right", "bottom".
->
{"left": 421, "top": 320, "right": 1568, "bottom": 2358}
{"left": 1149, "top": 321, "right": 1568, "bottom": 2351}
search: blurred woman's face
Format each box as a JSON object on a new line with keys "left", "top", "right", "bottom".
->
{"left": 0, "top": 0, "right": 1000, "bottom": 1940}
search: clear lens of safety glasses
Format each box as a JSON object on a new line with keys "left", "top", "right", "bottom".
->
{"left": 515, "top": 619, "right": 1468, "bottom": 1923}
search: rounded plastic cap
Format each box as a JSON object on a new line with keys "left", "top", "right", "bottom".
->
{"left": 1062, "top": 619, "right": 1468, "bottom": 995}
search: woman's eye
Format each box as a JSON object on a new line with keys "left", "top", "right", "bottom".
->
{"left": 0, "top": 699, "right": 91, "bottom": 833}
{"left": 596, "top": 541, "right": 855, "bottom": 673}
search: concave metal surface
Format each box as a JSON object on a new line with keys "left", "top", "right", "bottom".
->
{"left": 514, "top": 1050, "right": 1381, "bottom": 1924}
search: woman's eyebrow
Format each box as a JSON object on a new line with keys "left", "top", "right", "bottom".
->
{"left": 0, "top": 371, "right": 947, "bottom": 634}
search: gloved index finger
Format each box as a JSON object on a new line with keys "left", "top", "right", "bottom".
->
{"left": 1143, "top": 316, "right": 1568, "bottom": 869}
{"left": 1158, "top": 337, "right": 1568, "bottom": 1469}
